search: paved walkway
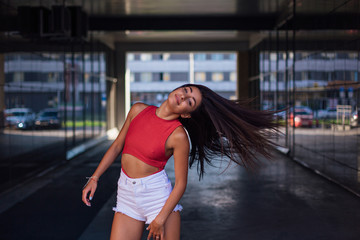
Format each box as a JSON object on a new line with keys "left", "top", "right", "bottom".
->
{"left": 1, "top": 140, "right": 360, "bottom": 240}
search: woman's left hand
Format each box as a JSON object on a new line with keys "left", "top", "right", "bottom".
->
{"left": 146, "top": 219, "right": 164, "bottom": 240}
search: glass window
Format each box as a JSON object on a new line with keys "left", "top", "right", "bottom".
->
{"left": 140, "top": 72, "right": 152, "bottom": 82}
{"left": 195, "top": 72, "right": 206, "bottom": 82}
{"left": 194, "top": 53, "right": 206, "bottom": 61}
{"left": 130, "top": 72, "right": 135, "bottom": 82}
{"left": 348, "top": 53, "right": 358, "bottom": 59}
{"left": 140, "top": 54, "right": 152, "bottom": 61}
{"left": 127, "top": 54, "right": 134, "bottom": 61}
{"left": 230, "top": 72, "right": 236, "bottom": 82}
{"left": 13, "top": 72, "right": 24, "bottom": 82}
{"left": 212, "top": 72, "right": 224, "bottom": 82}
{"left": 270, "top": 53, "right": 277, "bottom": 61}
{"left": 229, "top": 53, "right": 236, "bottom": 60}
{"left": 162, "top": 53, "right": 170, "bottom": 61}
{"left": 211, "top": 54, "right": 224, "bottom": 60}
{"left": 162, "top": 72, "right": 170, "bottom": 81}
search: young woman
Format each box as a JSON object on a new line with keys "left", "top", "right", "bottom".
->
{"left": 82, "top": 84, "right": 278, "bottom": 240}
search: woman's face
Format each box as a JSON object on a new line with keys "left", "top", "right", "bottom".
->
{"left": 168, "top": 86, "right": 202, "bottom": 117}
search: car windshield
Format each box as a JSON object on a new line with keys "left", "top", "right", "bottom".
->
{"left": 295, "top": 111, "right": 310, "bottom": 115}
{"left": 40, "top": 112, "right": 57, "bottom": 117}
{"left": 12, "top": 112, "right": 26, "bottom": 116}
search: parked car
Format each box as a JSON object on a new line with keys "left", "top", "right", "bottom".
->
{"left": 289, "top": 106, "right": 314, "bottom": 127}
{"left": 318, "top": 108, "right": 337, "bottom": 119}
{"left": 35, "top": 108, "right": 62, "bottom": 129}
{"left": 274, "top": 110, "right": 286, "bottom": 120}
{"left": 5, "top": 108, "right": 36, "bottom": 129}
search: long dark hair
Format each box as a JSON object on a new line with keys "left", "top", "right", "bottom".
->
{"left": 178, "top": 84, "right": 279, "bottom": 178}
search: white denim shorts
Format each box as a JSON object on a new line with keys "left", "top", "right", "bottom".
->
{"left": 112, "top": 168, "right": 183, "bottom": 224}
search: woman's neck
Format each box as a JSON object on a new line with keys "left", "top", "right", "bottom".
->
{"left": 156, "top": 101, "right": 180, "bottom": 121}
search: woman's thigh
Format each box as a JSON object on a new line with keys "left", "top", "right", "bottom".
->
{"left": 164, "top": 211, "right": 181, "bottom": 240}
{"left": 110, "top": 212, "right": 145, "bottom": 240}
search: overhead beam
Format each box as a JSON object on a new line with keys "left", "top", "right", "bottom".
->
{"left": 277, "top": 13, "right": 360, "bottom": 30}
{"left": 2, "top": 13, "right": 360, "bottom": 32}
{"left": 115, "top": 41, "right": 249, "bottom": 52}
{"left": 89, "top": 15, "right": 278, "bottom": 31}
{"left": 254, "top": 39, "right": 360, "bottom": 51}
{"left": 0, "top": 15, "right": 277, "bottom": 31}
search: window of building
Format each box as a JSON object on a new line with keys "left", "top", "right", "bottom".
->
{"left": 48, "top": 72, "right": 59, "bottom": 83}
{"left": 194, "top": 53, "right": 206, "bottom": 61}
{"left": 270, "top": 72, "right": 276, "bottom": 82}
{"left": 230, "top": 72, "right": 236, "bottom": 82}
{"left": 336, "top": 53, "right": 348, "bottom": 59}
{"left": 212, "top": 72, "right": 224, "bottom": 82}
{"left": 348, "top": 53, "right": 358, "bottom": 59}
{"left": 270, "top": 53, "right": 277, "bottom": 61}
{"left": 229, "top": 53, "right": 236, "bottom": 60}
{"left": 162, "top": 53, "right": 171, "bottom": 61}
{"left": 162, "top": 72, "right": 170, "bottom": 81}
{"left": 127, "top": 54, "right": 134, "bottom": 61}
{"left": 325, "top": 52, "right": 335, "bottom": 59}
{"left": 211, "top": 54, "right": 224, "bottom": 60}
{"left": 130, "top": 72, "right": 135, "bottom": 82}
{"left": 140, "top": 54, "right": 152, "bottom": 61}
{"left": 169, "top": 54, "right": 189, "bottom": 60}
{"left": 195, "top": 72, "right": 206, "bottom": 82}
{"left": 170, "top": 72, "right": 188, "bottom": 82}
{"left": 13, "top": 72, "right": 24, "bottom": 82}
{"left": 140, "top": 72, "right": 152, "bottom": 82}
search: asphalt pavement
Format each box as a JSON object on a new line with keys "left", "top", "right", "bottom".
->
{"left": 1, "top": 140, "right": 360, "bottom": 240}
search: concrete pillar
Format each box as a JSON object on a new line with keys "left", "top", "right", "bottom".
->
{"left": 114, "top": 49, "right": 126, "bottom": 130}
{"left": 249, "top": 50, "right": 260, "bottom": 108}
{"left": 236, "top": 51, "right": 250, "bottom": 100}
{"left": 0, "top": 54, "right": 4, "bottom": 131}
{"left": 106, "top": 50, "right": 116, "bottom": 130}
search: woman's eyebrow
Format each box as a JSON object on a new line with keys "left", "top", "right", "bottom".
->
{"left": 189, "top": 87, "right": 193, "bottom": 93}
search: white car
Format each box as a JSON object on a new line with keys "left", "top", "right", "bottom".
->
{"left": 5, "top": 108, "right": 36, "bottom": 129}
{"left": 318, "top": 108, "right": 337, "bottom": 119}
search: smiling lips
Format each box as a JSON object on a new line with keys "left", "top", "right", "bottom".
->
{"left": 175, "top": 94, "right": 180, "bottom": 105}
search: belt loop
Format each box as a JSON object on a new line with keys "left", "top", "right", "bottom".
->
{"left": 141, "top": 179, "right": 147, "bottom": 190}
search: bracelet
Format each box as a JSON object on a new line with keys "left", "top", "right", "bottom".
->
{"left": 83, "top": 176, "right": 99, "bottom": 189}
{"left": 86, "top": 176, "right": 99, "bottom": 182}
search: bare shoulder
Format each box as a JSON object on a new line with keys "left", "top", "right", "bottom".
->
{"left": 128, "top": 102, "right": 149, "bottom": 120}
{"left": 169, "top": 126, "right": 189, "bottom": 147}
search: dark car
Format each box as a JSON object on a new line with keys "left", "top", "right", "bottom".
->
{"left": 35, "top": 109, "right": 61, "bottom": 129}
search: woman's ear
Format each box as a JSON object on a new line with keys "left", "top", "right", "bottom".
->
{"left": 181, "top": 113, "right": 191, "bottom": 119}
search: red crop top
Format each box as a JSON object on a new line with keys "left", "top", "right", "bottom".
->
{"left": 122, "top": 105, "right": 182, "bottom": 170}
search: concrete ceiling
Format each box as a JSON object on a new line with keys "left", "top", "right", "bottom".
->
{"left": 0, "top": 0, "right": 359, "bottom": 50}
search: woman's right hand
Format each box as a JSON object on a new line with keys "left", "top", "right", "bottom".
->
{"left": 82, "top": 178, "right": 98, "bottom": 207}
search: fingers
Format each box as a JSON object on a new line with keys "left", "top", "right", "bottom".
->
{"left": 82, "top": 187, "right": 91, "bottom": 206}
{"left": 89, "top": 187, "right": 95, "bottom": 201}
{"left": 82, "top": 183, "right": 97, "bottom": 207}
{"left": 146, "top": 225, "right": 163, "bottom": 240}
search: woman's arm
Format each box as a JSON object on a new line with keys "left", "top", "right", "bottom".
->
{"left": 146, "top": 126, "right": 189, "bottom": 239}
{"left": 81, "top": 103, "right": 147, "bottom": 206}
